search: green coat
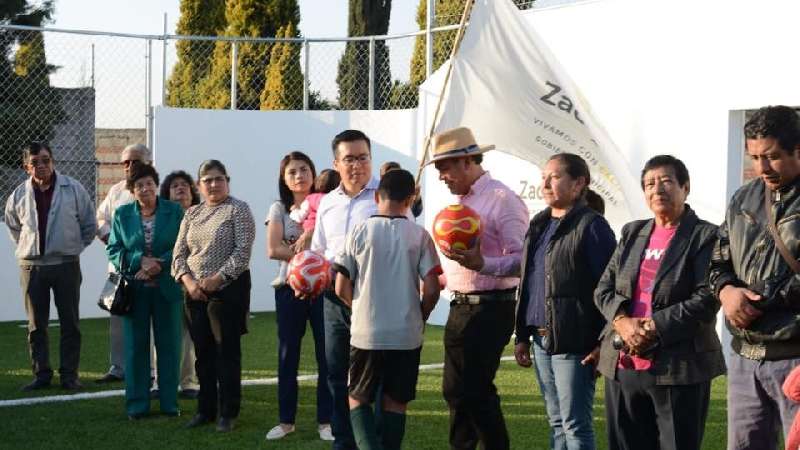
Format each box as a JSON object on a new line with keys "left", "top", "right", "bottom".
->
{"left": 106, "top": 198, "right": 184, "bottom": 303}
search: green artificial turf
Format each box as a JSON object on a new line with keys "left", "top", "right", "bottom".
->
{"left": 0, "top": 312, "right": 728, "bottom": 449}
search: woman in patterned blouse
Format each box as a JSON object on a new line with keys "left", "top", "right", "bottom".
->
{"left": 172, "top": 159, "right": 256, "bottom": 433}
{"left": 106, "top": 164, "right": 185, "bottom": 419}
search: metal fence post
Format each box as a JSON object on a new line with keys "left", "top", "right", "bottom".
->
{"left": 161, "top": 13, "right": 167, "bottom": 106}
{"left": 303, "top": 39, "right": 309, "bottom": 110}
{"left": 426, "top": 0, "right": 434, "bottom": 78}
{"left": 368, "top": 36, "right": 375, "bottom": 110}
{"left": 146, "top": 39, "right": 153, "bottom": 150}
{"left": 230, "top": 41, "right": 238, "bottom": 110}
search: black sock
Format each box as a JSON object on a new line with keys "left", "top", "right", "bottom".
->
{"left": 380, "top": 410, "right": 407, "bottom": 450}
{"left": 350, "top": 404, "right": 382, "bottom": 450}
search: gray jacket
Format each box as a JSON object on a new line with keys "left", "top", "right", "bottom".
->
{"left": 4, "top": 172, "right": 96, "bottom": 264}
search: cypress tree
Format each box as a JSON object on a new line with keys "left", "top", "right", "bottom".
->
{"left": 0, "top": 1, "right": 63, "bottom": 167}
{"left": 167, "top": 0, "right": 225, "bottom": 108}
{"left": 336, "top": 0, "right": 392, "bottom": 110}
{"left": 198, "top": 0, "right": 299, "bottom": 110}
{"left": 260, "top": 23, "right": 302, "bottom": 110}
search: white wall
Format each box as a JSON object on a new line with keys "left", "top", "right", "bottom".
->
{"left": 152, "top": 107, "right": 420, "bottom": 316}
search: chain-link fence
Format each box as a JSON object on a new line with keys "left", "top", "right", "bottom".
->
{"left": 0, "top": 2, "right": 537, "bottom": 205}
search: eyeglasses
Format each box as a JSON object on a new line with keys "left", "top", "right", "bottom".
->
{"left": 199, "top": 175, "right": 227, "bottom": 185}
{"left": 339, "top": 154, "right": 371, "bottom": 167}
{"left": 27, "top": 157, "right": 52, "bottom": 167}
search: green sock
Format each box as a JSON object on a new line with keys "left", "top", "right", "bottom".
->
{"left": 350, "top": 404, "right": 383, "bottom": 450}
{"left": 380, "top": 410, "right": 407, "bottom": 450}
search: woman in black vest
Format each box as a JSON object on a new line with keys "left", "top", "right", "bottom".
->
{"left": 514, "top": 153, "right": 616, "bottom": 450}
{"left": 594, "top": 155, "right": 725, "bottom": 450}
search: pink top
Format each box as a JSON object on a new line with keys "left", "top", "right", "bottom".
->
{"left": 618, "top": 223, "right": 676, "bottom": 371}
{"left": 440, "top": 172, "right": 529, "bottom": 293}
{"left": 291, "top": 192, "right": 325, "bottom": 232}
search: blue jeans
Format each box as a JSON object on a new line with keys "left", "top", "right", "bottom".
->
{"left": 275, "top": 286, "right": 331, "bottom": 425}
{"left": 324, "top": 292, "right": 356, "bottom": 450}
{"left": 532, "top": 334, "right": 596, "bottom": 450}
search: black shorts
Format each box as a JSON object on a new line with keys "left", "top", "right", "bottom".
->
{"left": 348, "top": 346, "right": 422, "bottom": 404}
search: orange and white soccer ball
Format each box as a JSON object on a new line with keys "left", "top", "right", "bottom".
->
{"left": 287, "top": 250, "right": 332, "bottom": 297}
{"left": 432, "top": 204, "right": 481, "bottom": 252}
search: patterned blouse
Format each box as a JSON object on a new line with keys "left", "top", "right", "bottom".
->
{"left": 171, "top": 196, "right": 255, "bottom": 286}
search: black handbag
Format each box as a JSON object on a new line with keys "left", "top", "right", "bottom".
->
{"left": 98, "top": 249, "right": 134, "bottom": 315}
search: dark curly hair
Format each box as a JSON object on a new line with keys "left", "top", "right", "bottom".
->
{"left": 640, "top": 155, "right": 690, "bottom": 189}
{"left": 744, "top": 106, "right": 800, "bottom": 154}
{"left": 126, "top": 164, "right": 159, "bottom": 193}
{"left": 160, "top": 170, "right": 200, "bottom": 206}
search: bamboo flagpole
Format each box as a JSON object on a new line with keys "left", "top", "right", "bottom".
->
{"left": 414, "top": 0, "right": 476, "bottom": 185}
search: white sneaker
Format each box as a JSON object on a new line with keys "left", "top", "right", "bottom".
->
{"left": 318, "top": 424, "right": 334, "bottom": 441}
{"left": 265, "top": 424, "right": 295, "bottom": 440}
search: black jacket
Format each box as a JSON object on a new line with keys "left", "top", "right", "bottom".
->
{"left": 514, "top": 202, "right": 614, "bottom": 355}
{"left": 595, "top": 206, "right": 725, "bottom": 385}
{"left": 709, "top": 177, "right": 800, "bottom": 360}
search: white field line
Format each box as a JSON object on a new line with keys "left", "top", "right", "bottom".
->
{"left": 0, "top": 356, "right": 516, "bottom": 408}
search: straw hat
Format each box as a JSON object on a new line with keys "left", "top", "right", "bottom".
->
{"left": 425, "top": 127, "right": 495, "bottom": 165}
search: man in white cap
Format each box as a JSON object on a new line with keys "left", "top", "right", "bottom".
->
{"left": 95, "top": 143, "right": 149, "bottom": 384}
{"left": 428, "top": 127, "right": 529, "bottom": 450}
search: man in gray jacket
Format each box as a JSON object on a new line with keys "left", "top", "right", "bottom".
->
{"left": 4, "top": 142, "right": 96, "bottom": 391}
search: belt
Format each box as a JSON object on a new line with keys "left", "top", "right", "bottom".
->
{"left": 450, "top": 289, "right": 516, "bottom": 306}
{"left": 535, "top": 327, "right": 548, "bottom": 337}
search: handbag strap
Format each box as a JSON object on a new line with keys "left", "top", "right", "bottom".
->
{"left": 764, "top": 187, "right": 800, "bottom": 274}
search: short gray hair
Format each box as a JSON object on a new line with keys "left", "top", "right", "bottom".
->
{"left": 121, "top": 143, "right": 151, "bottom": 162}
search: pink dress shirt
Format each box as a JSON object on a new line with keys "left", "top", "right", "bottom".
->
{"left": 441, "top": 172, "right": 529, "bottom": 293}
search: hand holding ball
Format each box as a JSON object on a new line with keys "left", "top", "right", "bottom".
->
{"left": 287, "top": 250, "right": 331, "bottom": 298}
{"left": 432, "top": 204, "right": 481, "bottom": 252}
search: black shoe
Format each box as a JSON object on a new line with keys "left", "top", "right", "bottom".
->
{"left": 95, "top": 373, "right": 124, "bottom": 384}
{"left": 179, "top": 389, "right": 198, "bottom": 399}
{"left": 185, "top": 414, "right": 213, "bottom": 429}
{"left": 216, "top": 417, "right": 234, "bottom": 432}
{"left": 61, "top": 379, "right": 83, "bottom": 391}
{"left": 150, "top": 389, "right": 159, "bottom": 399}
{"left": 21, "top": 378, "right": 51, "bottom": 392}
{"left": 128, "top": 413, "right": 147, "bottom": 421}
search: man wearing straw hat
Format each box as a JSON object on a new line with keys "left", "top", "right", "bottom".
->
{"left": 427, "top": 127, "right": 529, "bottom": 450}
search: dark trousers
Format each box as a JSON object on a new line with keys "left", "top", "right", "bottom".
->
{"left": 324, "top": 291, "right": 357, "bottom": 450}
{"left": 442, "top": 301, "right": 515, "bottom": 450}
{"left": 185, "top": 271, "right": 250, "bottom": 419}
{"left": 604, "top": 370, "right": 711, "bottom": 450}
{"left": 726, "top": 353, "right": 800, "bottom": 450}
{"left": 20, "top": 262, "right": 82, "bottom": 382}
{"left": 275, "top": 285, "right": 332, "bottom": 424}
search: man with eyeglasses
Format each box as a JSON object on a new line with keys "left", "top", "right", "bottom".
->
{"left": 307, "top": 129, "right": 378, "bottom": 450}
{"left": 95, "top": 143, "right": 151, "bottom": 385}
{"left": 4, "top": 142, "right": 96, "bottom": 391}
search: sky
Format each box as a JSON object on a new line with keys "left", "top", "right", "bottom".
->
{"left": 40, "top": 1, "right": 421, "bottom": 128}
{"left": 49, "top": 0, "right": 419, "bottom": 38}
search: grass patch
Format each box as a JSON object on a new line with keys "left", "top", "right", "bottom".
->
{"left": 0, "top": 312, "right": 727, "bottom": 448}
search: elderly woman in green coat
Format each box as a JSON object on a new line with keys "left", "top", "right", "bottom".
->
{"left": 107, "top": 164, "right": 185, "bottom": 419}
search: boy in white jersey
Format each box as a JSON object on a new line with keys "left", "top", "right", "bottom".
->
{"left": 333, "top": 169, "right": 442, "bottom": 450}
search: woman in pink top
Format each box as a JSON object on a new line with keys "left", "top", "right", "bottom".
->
{"left": 594, "top": 155, "right": 725, "bottom": 450}
{"left": 289, "top": 169, "right": 340, "bottom": 232}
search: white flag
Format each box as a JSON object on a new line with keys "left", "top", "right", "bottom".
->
{"left": 432, "top": 0, "right": 646, "bottom": 225}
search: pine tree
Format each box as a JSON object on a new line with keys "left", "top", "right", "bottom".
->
{"left": 166, "top": 0, "right": 225, "bottom": 108}
{"left": 0, "top": 1, "right": 63, "bottom": 167}
{"left": 260, "top": 23, "right": 302, "bottom": 110}
{"left": 198, "top": 0, "right": 299, "bottom": 110}
{"left": 336, "top": 0, "right": 392, "bottom": 110}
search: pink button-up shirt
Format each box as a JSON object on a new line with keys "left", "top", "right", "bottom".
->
{"left": 442, "top": 172, "right": 529, "bottom": 293}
